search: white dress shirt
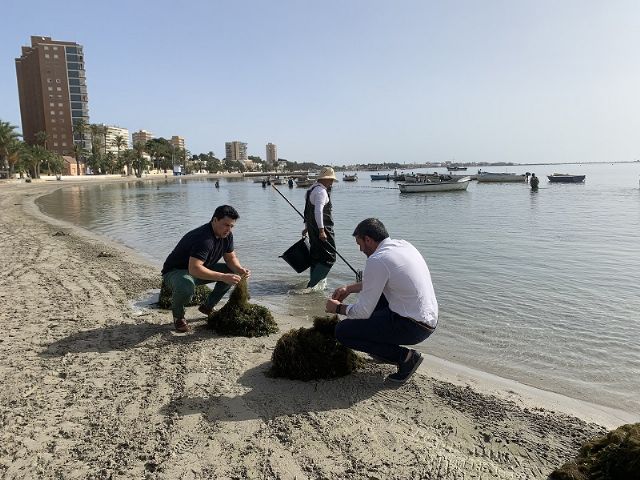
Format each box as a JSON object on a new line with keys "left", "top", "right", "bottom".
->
{"left": 345, "top": 238, "right": 438, "bottom": 328}
{"left": 307, "top": 183, "right": 330, "bottom": 229}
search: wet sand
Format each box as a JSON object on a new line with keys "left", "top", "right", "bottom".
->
{"left": 1, "top": 177, "right": 637, "bottom": 479}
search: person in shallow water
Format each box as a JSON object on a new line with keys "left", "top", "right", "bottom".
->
{"left": 326, "top": 218, "right": 438, "bottom": 383}
{"left": 161, "top": 205, "right": 251, "bottom": 332}
{"left": 302, "top": 166, "right": 337, "bottom": 288}
{"left": 530, "top": 173, "right": 539, "bottom": 190}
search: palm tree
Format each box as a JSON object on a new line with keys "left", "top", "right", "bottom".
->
{"left": 34, "top": 130, "right": 49, "bottom": 150}
{"left": 25, "top": 144, "right": 50, "bottom": 179}
{"left": 89, "top": 124, "right": 102, "bottom": 173}
{"left": 72, "top": 119, "right": 88, "bottom": 175}
{"left": 114, "top": 134, "right": 126, "bottom": 174}
{"left": 0, "top": 120, "right": 22, "bottom": 176}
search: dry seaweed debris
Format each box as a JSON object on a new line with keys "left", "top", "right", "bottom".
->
{"left": 270, "top": 315, "right": 363, "bottom": 381}
{"left": 157, "top": 280, "right": 211, "bottom": 309}
{"left": 548, "top": 422, "right": 640, "bottom": 480}
{"left": 207, "top": 278, "right": 278, "bottom": 337}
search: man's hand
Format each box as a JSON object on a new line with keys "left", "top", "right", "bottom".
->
{"left": 325, "top": 298, "right": 340, "bottom": 314}
{"left": 237, "top": 267, "right": 251, "bottom": 279}
{"left": 332, "top": 286, "right": 349, "bottom": 302}
{"left": 302, "top": 228, "right": 308, "bottom": 237}
{"left": 223, "top": 273, "right": 243, "bottom": 286}
{"left": 319, "top": 228, "right": 327, "bottom": 241}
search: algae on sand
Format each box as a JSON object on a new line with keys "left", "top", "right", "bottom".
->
{"left": 207, "top": 278, "right": 278, "bottom": 337}
{"left": 270, "top": 315, "right": 363, "bottom": 381}
{"left": 548, "top": 422, "right": 640, "bottom": 480}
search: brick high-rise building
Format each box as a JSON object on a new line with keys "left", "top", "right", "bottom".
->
{"left": 15, "top": 36, "right": 91, "bottom": 156}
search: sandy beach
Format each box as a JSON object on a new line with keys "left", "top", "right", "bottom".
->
{"left": 1, "top": 176, "right": 637, "bottom": 479}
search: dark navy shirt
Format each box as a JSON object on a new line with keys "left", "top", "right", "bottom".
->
{"left": 161, "top": 222, "right": 234, "bottom": 275}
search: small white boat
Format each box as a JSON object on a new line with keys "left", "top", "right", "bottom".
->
{"left": 476, "top": 171, "right": 527, "bottom": 182}
{"left": 398, "top": 176, "right": 471, "bottom": 193}
{"left": 343, "top": 173, "right": 358, "bottom": 182}
{"left": 295, "top": 178, "right": 314, "bottom": 188}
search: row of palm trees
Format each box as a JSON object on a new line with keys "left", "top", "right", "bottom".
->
{"left": 0, "top": 118, "right": 195, "bottom": 179}
{"left": 0, "top": 120, "right": 65, "bottom": 179}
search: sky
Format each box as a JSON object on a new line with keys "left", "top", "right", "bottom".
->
{"left": 2, "top": 0, "right": 640, "bottom": 165}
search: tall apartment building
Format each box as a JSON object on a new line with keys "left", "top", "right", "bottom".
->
{"left": 132, "top": 130, "right": 154, "bottom": 147}
{"left": 101, "top": 125, "right": 130, "bottom": 154}
{"left": 170, "top": 136, "right": 185, "bottom": 151}
{"left": 266, "top": 143, "right": 277, "bottom": 165}
{"left": 225, "top": 141, "right": 247, "bottom": 162}
{"left": 15, "top": 36, "right": 90, "bottom": 156}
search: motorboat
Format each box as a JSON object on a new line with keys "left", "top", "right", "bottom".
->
{"left": 370, "top": 173, "right": 390, "bottom": 181}
{"left": 547, "top": 173, "right": 586, "bottom": 183}
{"left": 295, "top": 178, "right": 314, "bottom": 188}
{"left": 447, "top": 165, "right": 467, "bottom": 171}
{"left": 343, "top": 173, "right": 358, "bottom": 182}
{"left": 398, "top": 176, "right": 471, "bottom": 193}
{"left": 476, "top": 171, "right": 527, "bottom": 182}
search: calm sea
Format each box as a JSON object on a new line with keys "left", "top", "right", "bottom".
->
{"left": 37, "top": 163, "right": 640, "bottom": 413}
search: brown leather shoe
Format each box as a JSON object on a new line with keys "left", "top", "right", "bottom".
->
{"left": 174, "top": 318, "right": 191, "bottom": 333}
{"left": 198, "top": 304, "right": 213, "bottom": 316}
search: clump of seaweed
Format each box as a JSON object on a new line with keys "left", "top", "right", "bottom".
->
{"left": 270, "top": 315, "right": 363, "bottom": 381}
{"left": 207, "top": 278, "right": 278, "bottom": 337}
{"left": 548, "top": 422, "right": 640, "bottom": 480}
{"left": 157, "top": 280, "right": 211, "bottom": 309}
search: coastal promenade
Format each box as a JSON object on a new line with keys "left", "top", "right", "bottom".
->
{"left": 0, "top": 178, "right": 636, "bottom": 479}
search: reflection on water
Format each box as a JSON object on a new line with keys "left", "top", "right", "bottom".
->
{"left": 37, "top": 163, "right": 640, "bottom": 412}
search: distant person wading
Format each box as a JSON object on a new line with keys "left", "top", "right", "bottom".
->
{"left": 302, "top": 167, "right": 337, "bottom": 288}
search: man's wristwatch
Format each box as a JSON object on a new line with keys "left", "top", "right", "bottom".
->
{"left": 336, "top": 303, "right": 345, "bottom": 315}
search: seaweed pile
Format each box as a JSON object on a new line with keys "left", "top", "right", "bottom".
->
{"left": 157, "top": 280, "right": 211, "bottom": 309}
{"left": 207, "top": 278, "right": 278, "bottom": 337}
{"left": 549, "top": 422, "right": 640, "bottom": 480}
{"left": 270, "top": 316, "right": 363, "bottom": 381}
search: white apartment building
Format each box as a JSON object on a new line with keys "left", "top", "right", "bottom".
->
{"left": 103, "top": 125, "right": 130, "bottom": 154}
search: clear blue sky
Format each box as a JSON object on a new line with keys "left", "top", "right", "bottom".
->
{"left": 2, "top": 0, "right": 640, "bottom": 165}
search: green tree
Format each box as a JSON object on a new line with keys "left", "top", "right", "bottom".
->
{"left": 0, "top": 120, "right": 22, "bottom": 176}
{"left": 113, "top": 134, "right": 126, "bottom": 174}
{"left": 72, "top": 119, "right": 88, "bottom": 175}
{"left": 24, "top": 144, "right": 51, "bottom": 179}
{"left": 132, "top": 142, "right": 149, "bottom": 177}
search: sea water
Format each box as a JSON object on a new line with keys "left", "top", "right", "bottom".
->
{"left": 37, "top": 162, "right": 640, "bottom": 413}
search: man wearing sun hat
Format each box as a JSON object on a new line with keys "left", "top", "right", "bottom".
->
{"left": 302, "top": 166, "right": 337, "bottom": 288}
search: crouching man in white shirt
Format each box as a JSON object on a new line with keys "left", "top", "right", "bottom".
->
{"left": 326, "top": 218, "right": 438, "bottom": 383}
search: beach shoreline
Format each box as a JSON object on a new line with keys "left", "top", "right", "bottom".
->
{"left": 1, "top": 178, "right": 637, "bottom": 479}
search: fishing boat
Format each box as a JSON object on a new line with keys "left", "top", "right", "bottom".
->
{"left": 398, "top": 176, "right": 471, "bottom": 193}
{"left": 343, "top": 173, "right": 358, "bottom": 182}
{"left": 370, "top": 173, "right": 390, "bottom": 181}
{"left": 447, "top": 165, "right": 467, "bottom": 171}
{"left": 476, "top": 171, "right": 527, "bottom": 182}
{"left": 295, "top": 178, "right": 314, "bottom": 188}
{"left": 547, "top": 173, "right": 586, "bottom": 183}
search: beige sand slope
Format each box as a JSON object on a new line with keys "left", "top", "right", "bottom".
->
{"left": 0, "top": 178, "right": 637, "bottom": 479}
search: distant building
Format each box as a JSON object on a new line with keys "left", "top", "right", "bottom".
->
{"left": 99, "top": 125, "right": 129, "bottom": 154}
{"left": 266, "top": 143, "right": 277, "bottom": 165}
{"left": 15, "top": 36, "right": 91, "bottom": 156}
{"left": 225, "top": 141, "right": 248, "bottom": 162}
{"left": 170, "top": 135, "right": 185, "bottom": 151}
{"left": 132, "top": 130, "right": 154, "bottom": 148}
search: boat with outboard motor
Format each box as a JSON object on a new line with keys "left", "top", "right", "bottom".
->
{"left": 398, "top": 176, "right": 471, "bottom": 192}
{"left": 547, "top": 173, "right": 586, "bottom": 183}
{"left": 476, "top": 171, "right": 527, "bottom": 182}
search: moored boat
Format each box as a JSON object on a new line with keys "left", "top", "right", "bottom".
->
{"left": 476, "top": 171, "right": 527, "bottom": 182}
{"left": 370, "top": 173, "right": 390, "bottom": 181}
{"left": 447, "top": 165, "right": 467, "bottom": 171}
{"left": 343, "top": 173, "right": 358, "bottom": 182}
{"left": 295, "top": 178, "right": 314, "bottom": 188}
{"left": 398, "top": 176, "right": 471, "bottom": 193}
{"left": 547, "top": 173, "right": 586, "bottom": 183}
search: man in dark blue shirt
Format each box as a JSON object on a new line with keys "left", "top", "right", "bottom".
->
{"left": 162, "top": 205, "right": 251, "bottom": 332}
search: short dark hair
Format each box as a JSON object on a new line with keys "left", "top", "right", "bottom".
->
{"left": 212, "top": 205, "right": 239, "bottom": 221}
{"left": 352, "top": 218, "right": 389, "bottom": 242}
